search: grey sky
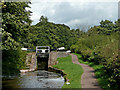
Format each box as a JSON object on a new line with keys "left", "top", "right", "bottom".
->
{"left": 119, "top": 1, "right": 120, "bottom": 19}
{"left": 29, "top": 0, "right": 119, "bottom": 30}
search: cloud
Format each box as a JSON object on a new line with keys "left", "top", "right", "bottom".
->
{"left": 119, "top": 1, "right": 120, "bottom": 19}
{"left": 31, "top": 0, "right": 119, "bottom": 3}
{"left": 30, "top": 0, "right": 118, "bottom": 30}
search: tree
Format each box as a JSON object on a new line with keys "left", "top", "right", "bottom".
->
{"left": 2, "top": 1, "right": 32, "bottom": 75}
{"left": 2, "top": 2, "right": 32, "bottom": 43}
{"left": 39, "top": 16, "right": 48, "bottom": 24}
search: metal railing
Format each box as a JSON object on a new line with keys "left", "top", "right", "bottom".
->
{"left": 36, "top": 46, "right": 50, "bottom": 54}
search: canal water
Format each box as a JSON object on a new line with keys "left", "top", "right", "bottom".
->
{"left": 2, "top": 70, "right": 64, "bottom": 88}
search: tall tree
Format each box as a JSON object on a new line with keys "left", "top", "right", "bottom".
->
{"left": 39, "top": 16, "right": 48, "bottom": 25}
{"left": 2, "top": 2, "right": 32, "bottom": 44}
{"left": 2, "top": 1, "right": 32, "bottom": 75}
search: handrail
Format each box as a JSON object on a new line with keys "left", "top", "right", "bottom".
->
{"left": 36, "top": 46, "right": 50, "bottom": 54}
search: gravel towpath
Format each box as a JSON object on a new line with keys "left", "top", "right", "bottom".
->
{"left": 71, "top": 54, "right": 102, "bottom": 89}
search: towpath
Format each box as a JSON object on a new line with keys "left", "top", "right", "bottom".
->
{"left": 71, "top": 54, "right": 102, "bottom": 89}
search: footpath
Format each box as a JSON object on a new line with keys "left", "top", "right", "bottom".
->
{"left": 71, "top": 54, "right": 102, "bottom": 89}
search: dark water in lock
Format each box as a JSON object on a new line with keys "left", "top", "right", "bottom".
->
{"left": 2, "top": 70, "right": 64, "bottom": 88}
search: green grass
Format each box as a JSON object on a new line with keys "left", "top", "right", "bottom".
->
{"left": 74, "top": 53, "right": 110, "bottom": 89}
{"left": 53, "top": 55, "right": 83, "bottom": 88}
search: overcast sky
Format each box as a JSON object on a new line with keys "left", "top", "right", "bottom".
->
{"left": 29, "top": 0, "right": 119, "bottom": 30}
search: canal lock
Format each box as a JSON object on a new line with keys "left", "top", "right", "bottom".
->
{"left": 37, "top": 56, "right": 48, "bottom": 70}
{"left": 2, "top": 52, "right": 65, "bottom": 88}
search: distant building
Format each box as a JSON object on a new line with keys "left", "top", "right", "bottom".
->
{"left": 21, "top": 48, "right": 27, "bottom": 51}
{"left": 57, "top": 47, "right": 65, "bottom": 50}
{"left": 66, "top": 50, "right": 71, "bottom": 53}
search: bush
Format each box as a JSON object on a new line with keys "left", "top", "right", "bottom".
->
{"left": 70, "top": 32, "right": 120, "bottom": 88}
{"left": 2, "top": 48, "right": 27, "bottom": 76}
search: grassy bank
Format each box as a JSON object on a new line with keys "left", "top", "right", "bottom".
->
{"left": 53, "top": 55, "right": 83, "bottom": 88}
{"left": 74, "top": 53, "right": 111, "bottom": 89}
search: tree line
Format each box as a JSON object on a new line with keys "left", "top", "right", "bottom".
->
{"left": 71, "top": 19, "right": 120, "bottom": 88}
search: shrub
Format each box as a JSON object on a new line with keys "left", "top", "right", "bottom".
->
{"left": 70, "top": 32, "right": 120, "bottom": 88}
{"left": 2, "top": 48, "right": 27, "bottom": 76}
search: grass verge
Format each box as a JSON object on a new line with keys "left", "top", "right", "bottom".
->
{"left": 74, "top": 53, "right": 110, "bottom": 89}
{"left": 53, "top": 55, "right": 83, "bottom": 88}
